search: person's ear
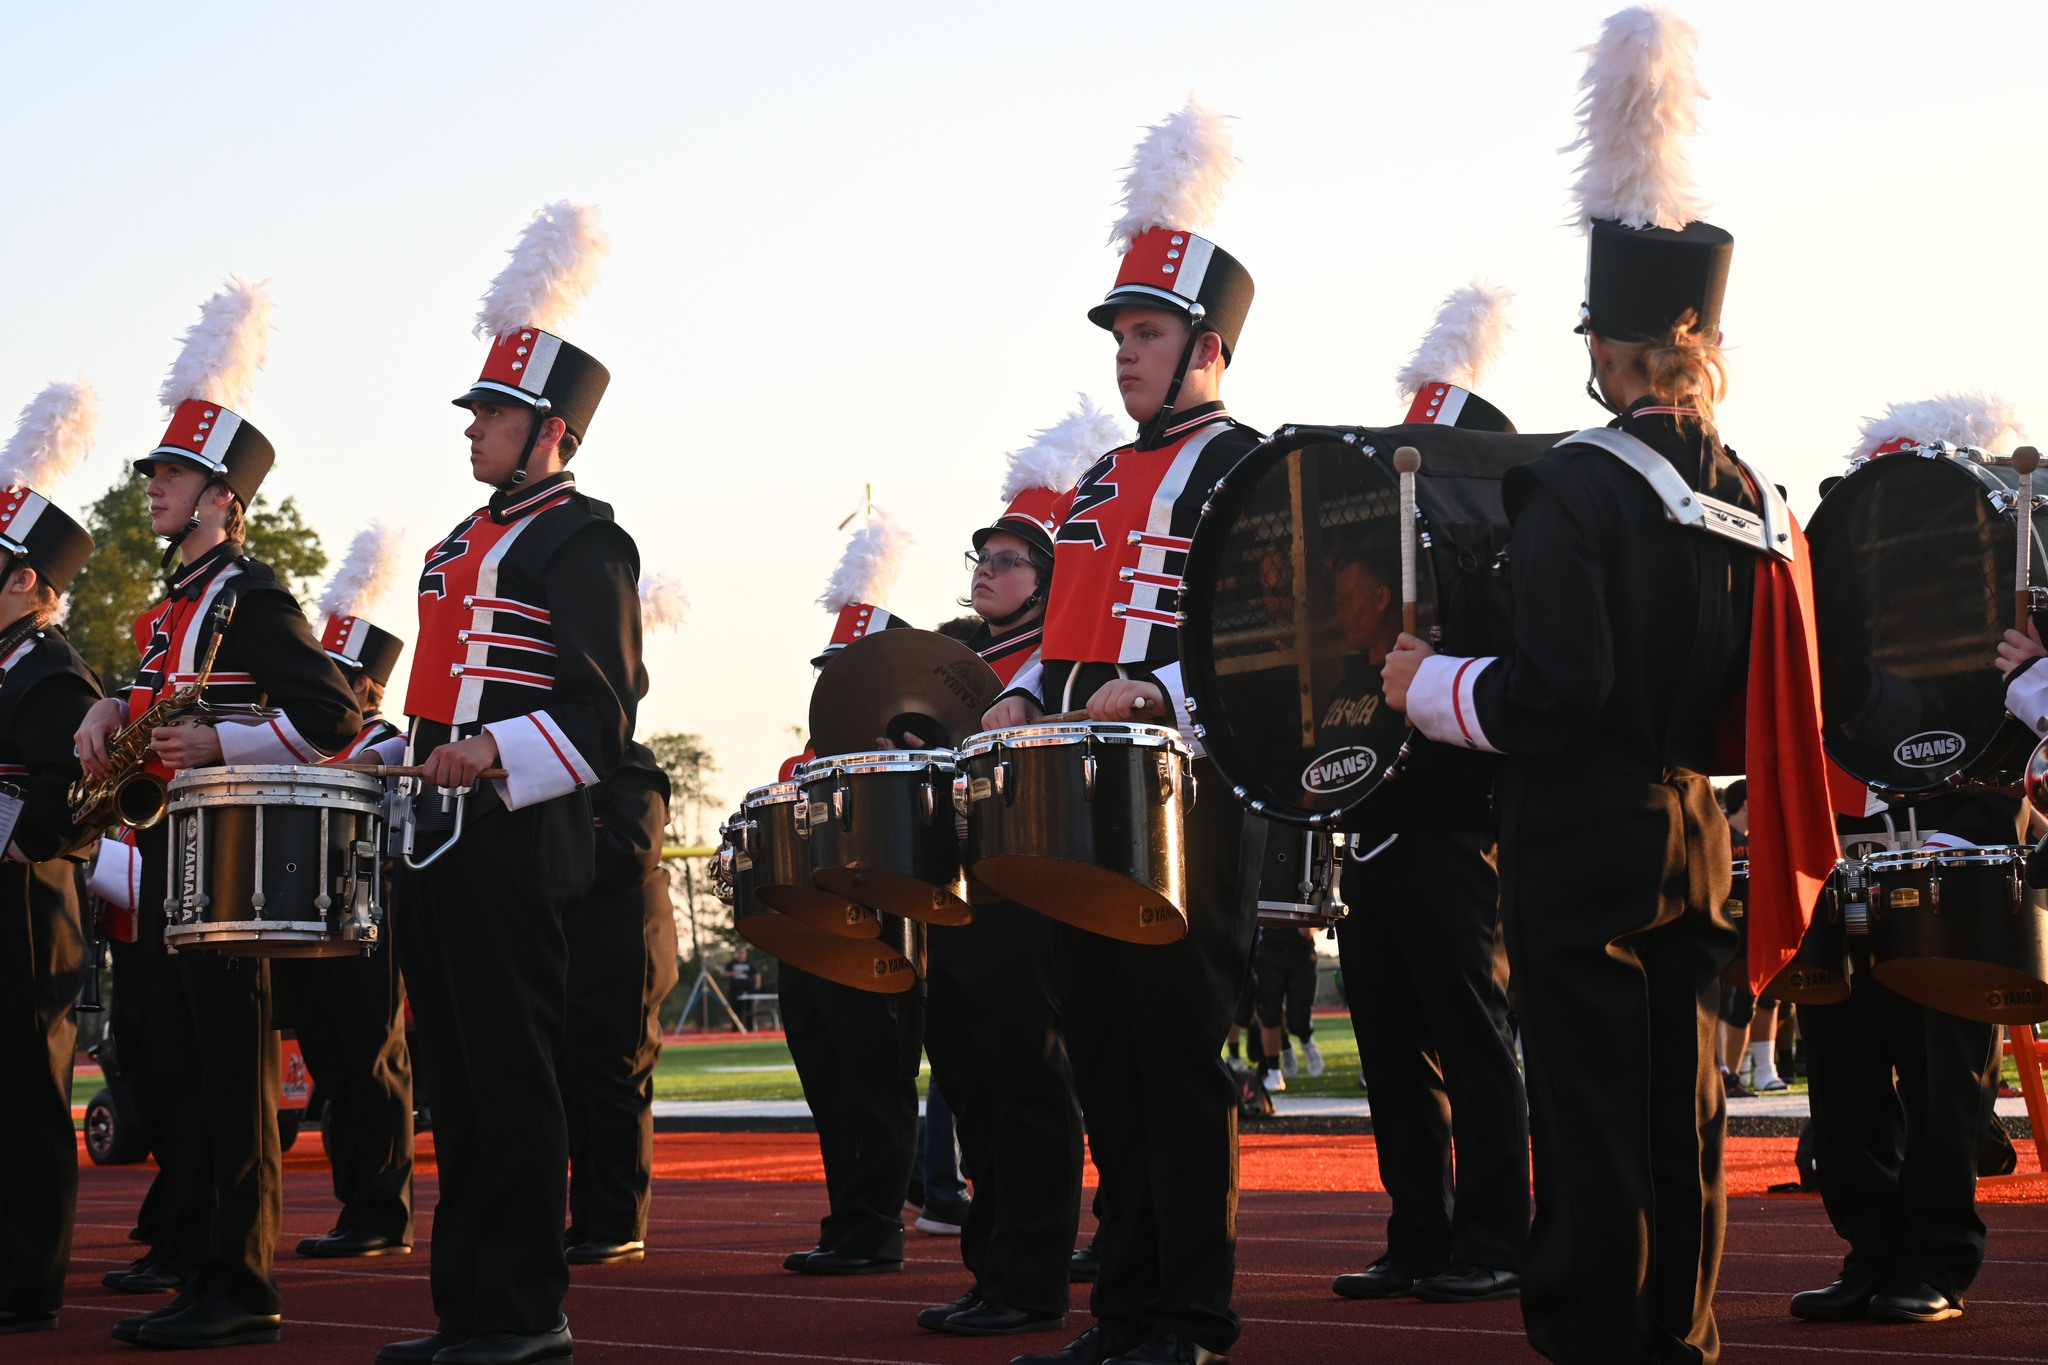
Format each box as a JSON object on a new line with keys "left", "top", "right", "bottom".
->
{"left": 1196, "top": 330, "right": 1225, "bottom": 372}
{"left": 537, "top": 415, "right": 569, "bottom": 452}
{"left": 5, "top": 565, "right": 37, "bottom": 596}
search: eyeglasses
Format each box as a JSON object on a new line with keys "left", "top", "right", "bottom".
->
{"left": 965, "top": 550, "right": 1035, "bottom": 574}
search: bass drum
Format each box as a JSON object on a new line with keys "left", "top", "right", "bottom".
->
{"left": 723, "top": 809, "right": 922, "bottom": 994}
{"left": 1808, "top": 445, "right": 2048, "bottom": 794}
{"left": 1177, "top": 422, "right": 1560, "bottom": 831}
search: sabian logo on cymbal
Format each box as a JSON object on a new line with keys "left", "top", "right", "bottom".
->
{"left": 1302, "top": 746, "right": 1378, "bottom": 795}
{"left": 1893, "top": 730, "right": 1965, "bottom": 768}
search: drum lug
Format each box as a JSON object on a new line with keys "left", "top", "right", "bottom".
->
{"left": 995, "top": 758, "right": 1016, "bottom": 807}
{"left": 919, "top": 770, "right": 938, "bottom": 826}
{"left": 1153, "top": 754, "right": 1171, "bottom": 802}
{"left": 1182, "top": 764, "right": 1197, "bottom": 811}
{"left": 793, "top": 802, "right": 814, "bottom": 840}
{"left": 1084, "top": 753, "right": 1098, "bottom": 801}
{"left": 1929, "top": 871, "right": 1942, "bottom": 915}
{"left": 834, "top": 783, "right": 852, "bottom": 831}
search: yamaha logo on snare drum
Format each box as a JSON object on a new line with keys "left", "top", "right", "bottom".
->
{"left": 1893, "top": 730, "right": 1966, "bottom": 768}
{"left": 1302, "top": 746, "right": 1379, "bottom": 794}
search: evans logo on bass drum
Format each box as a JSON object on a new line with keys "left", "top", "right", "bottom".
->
{"left": 1302, "top": 747, "right": 1379, "bottom": 795}
{"left": 1893, "top": 731, "right": 1967, "bottom": 769}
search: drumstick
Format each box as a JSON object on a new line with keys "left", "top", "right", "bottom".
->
{"left": 334, "top": 764, "right": 510, "bottom": 780}
{"left": 1037, "top": 698, "right": 1153, "bottom": 724}
{"left": 1394, "top": 446, "right": 1421, "bottom": 637}
{"left": 2016, "top": 445, "right": 2040, "bottom": 630}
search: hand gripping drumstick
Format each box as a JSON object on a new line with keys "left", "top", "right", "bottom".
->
{"left": 2016, "top": 445, "right": 2041, "bottom": 631}
{"left": 1394, "top": 446, "right": 1422, "bottom": 637}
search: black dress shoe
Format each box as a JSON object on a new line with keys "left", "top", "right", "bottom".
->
{"left": 376, "top": 1328, "right": 471, "bottom": 1363}
{"left": 565, "top": 1239, "right": 644, "bottom": 1265}
{"left": 1333, "top": 1256, "right": 1437, "bottom": 1300}
{"left": 794, "top": 1247, "right": 903, "bottom": 1276}
{"left": 919, "top": 1292, "right": 980, "bottom": 1332}
{"left": 1012, "top": 1323, "right": 1145, "bottom": 1365}
{"left": 1869, "top": 1281, "right": 1963, "bottom": 1323}
{"left": 782, "top": 1245, "right": 828, "bottom": 1272}
{"left": 940, "top": 1299, "right": 1065, "bottom": 1336}
{"left": 1106, "top": 1330, "right": 1229, "bottom": 1364}
{"left": 1412, "top": 1264, "right": 1520, "bottom": 1303}
{"left": 136, "top": 1297, "right": 283, "bottom": 1347}
{"left": 1069, "top": 1244, "right": 1101, "bottom": 1283}
{"left": 114, "top": 1298, "right": 193, "bottom": 1344}
{"left": 297, "top": 1228, "right": 412, "bottom": 1258}
{"left": 0, "top": 1308, "right": 57, "bottom": 1334}
{"left": 1789, "top": 1272, "right": 1885, "bottom": 1322}
{"left": 434, "top": 1316, "right": 573, "bottom": 1365}
{"left": 104, "top": 1260, "right": 193, "bottom": 1295}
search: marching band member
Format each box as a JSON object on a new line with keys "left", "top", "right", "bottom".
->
{"left": 781, "top": 514, "right": 925, "bottom": 1278}
{"left": 0, "top": 381, "right": 104, "bottom": 1335}
{"left": 985, "top": 99, "right": 1262, "bottom": 1365}
{"left": 74, "top": 280, "right": 362, "bottom": 1348}
{"left": 560, "top": 576, "right": 686, "bottom": 1266}
{"left": 1331, "top": 285, "right": 1529, "bottom": 1306}
{"left": 376, "top": 203, "right": 642, "bottom": 1365}
{"left": 916, "top": 401, "right": 1114, "bottom": 1339}
{"left": 1383, "top": 11, "right": 1835, "bottom": 1361}
{"left": 280, "top": 525, "right": 417, "bottom": 1261}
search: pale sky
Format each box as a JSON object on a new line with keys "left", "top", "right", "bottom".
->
{"left": 5, "top": 0, "right": 2043, "bottom": 821}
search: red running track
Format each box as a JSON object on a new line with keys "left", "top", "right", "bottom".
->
{"left": 45, "top": 1136, "right": 2048, "bottom": 1364}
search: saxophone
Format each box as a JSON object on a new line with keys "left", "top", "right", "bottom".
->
{"left": 68, "top": 603, "right": 232, "bottom": 832}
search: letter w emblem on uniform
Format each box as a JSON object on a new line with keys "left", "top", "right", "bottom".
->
{"left": 1056, "top": 462, "right": 1119, "bottom": 550}
{"left": 419, "top": 517, "right": 480, "bottom": 600}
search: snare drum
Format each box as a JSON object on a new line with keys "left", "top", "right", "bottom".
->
{"left": 794, "top": 751, "right": 970, "bottom": 925}
{"left": 724, "top": 806, "right": 922, "bottom": 993}
{"left": 1809, "top": 444, "right": 2048, "bottom": 794}
{"left": 1250, "top": 818, "right": 1346, "bottom": 929}
{"left": 956, "top": 722, "right": 1194, "bottom": 944}
{"left": 737, "top": 780, "right": 877, "bottom": 938}
{"left": 163, "top": 765, "right": 386, "bottom": 958}
{"left": 1865, "top": 845, "right": 2048, "bottom": 1023}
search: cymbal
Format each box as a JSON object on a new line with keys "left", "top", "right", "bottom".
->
{"left": 808, "top": 629, "right": 1002, "bottom": 757}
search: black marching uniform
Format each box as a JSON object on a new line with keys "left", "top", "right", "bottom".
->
{"left": 397, "top": 470, "right": 641, "bottom": 1337}
{"left": 562, "top": 741, "right": 680, "bottom": 1255}
{"left": 115, "top": 544, "right": 362, "bottom": 1316}
{"left": 1407, "top": 398, "right": 1759, "bottom": 1361}
{"left": 273, "top": 707, "right": 415, "bottom": 1255}
{"left": 922, "top": 616, "right": 1085, "bottom": 1322}
{"left": 1801, "top": 794, "right": 2010, "bottom": 1311}
{"left": 1006, "top": 401, "right": 1264, "bottom": 1354}
{"left": 1335, "top": 829, "right": 1528, "bottom": 1281}
{"left": 0, "top": 621, "right": 102, "bottom": 1325}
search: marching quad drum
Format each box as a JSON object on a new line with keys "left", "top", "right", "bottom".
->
{"left": 1175, "top": 423, "right": 1557, "bottom": 833}
{"left": 955, "top": 720, "right": 1195, "bottom": 944}
{"left": 1808, "top": 442, "right": 2048, "bottom": 1023}
{"left": 162, "top": 765, "right": 386, "bottom": 958}
{"left": 794, "top": 750, "right": 971, "bottom": 925}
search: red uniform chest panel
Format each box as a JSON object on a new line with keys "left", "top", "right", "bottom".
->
{"left": 1043, "top": 421, "right": 1225, "bottom": 664}
{"left": 408, "top": 489, "right": 575, "bottom": 727}
{"left": 980, "top": 627, "right": 1042, "bottom": 688}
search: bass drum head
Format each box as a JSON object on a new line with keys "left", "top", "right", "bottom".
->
{"left": 1178, "top": 428, "right": 1433, "bottom": 823}
{"left": 1809, "top": 452, "right": 2046, "bottom": 792}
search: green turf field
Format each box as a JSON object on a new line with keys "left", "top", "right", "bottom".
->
{"left": 653, "top": 1013, "right": 1375, "bottom": 1103}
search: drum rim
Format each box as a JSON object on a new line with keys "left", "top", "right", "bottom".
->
{"left": 795, "top": 750, "right": 959, "bottom": 779}
{"left": 167, "top": 763, "right": 388, "bottom": 796}
{"left": 1862, "top": 844, "right": 2030, "bottom": 870}
{"left": 163, "top": 920, "right": 350, "bottom": 940}
{"left": 169, "top": 790, "right": 387, "bottom": 814}
{"left": 743, "top": 780, "right": 804, "bottom": 807}
{"left": 956, "top": 721, "right": 1188, "bottom": 759}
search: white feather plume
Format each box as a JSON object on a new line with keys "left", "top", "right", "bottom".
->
{"left": 318, "top": 521, "right": 408, "bottom": 620}
{"left": 474, "top": 201, "right": 611, "bottom": 339}
{"left": 820, "top": 511, "right": 913, "bottom": 613}
{"left": 1001, "top": 395, "right": 1128, "bottom": 501}
{"left": 0, "top": 378, "right": 98, "bottom": 490}
{"left": 1107, "top": 95, "right": 1238, "bottom": 251}
{"left": 639, "top": 572, "right": 689, "bottom": 631}
{"left": 48, "top": 594, "right": 69, "bottom": 626}
{"left": 1395, "top": 283, "right": 1515, "bottom": 398}
{"left": 1851, "top": 393, "right": 2028, "bottom": 459}
{"left": 1566, "top": 6, "right": 1710, "bottom": 231}
{"left": 159, "top": 277, "right": 273, "bottom": 413}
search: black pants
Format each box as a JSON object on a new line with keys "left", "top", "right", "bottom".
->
{"left": 1253, "top": 942, "right": 1315, "bottom": 1039}
{"left": 1803, "top": 947, "right": 2000, "bottom": 1299}
{"left": 780, "top": 965, "right": 922, "bottom": 1260}
{"left": 272, "top": 942, "right": 414, "bottom": 1243}
{"left": 1058, "top": 756, "right": 1254, "bottom": 1351}
{"left": 1500, "top": 764, "right": 1733, "bottom": 1365}
{"left": 116, "top": 827, "right": 283, "bottom": 1314}
{"left": 562, "top": 867, "right": 678, "bottom": 1244}
{"left": 924, "top": 901, "right": 1084, "bottom": 1316}
{"left": 0, "top": 865, "right": 85, "bottom": 1315}
{"left": 1337, "top": 830, "right": 1528, "bottom": 1271}
{"left": 394, "top": 796, "right": 593, "bottom": 1336}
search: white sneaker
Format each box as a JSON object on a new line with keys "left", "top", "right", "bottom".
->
{"left": 1304, "top": 1039, "right": 1325, "bottom": 1078}
{"left": 1282, "top": 1048, "right": 1298, "bottom": 1078}
{"left": 1263, "top": 1068, "right": 1286, "bottom": 1093}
